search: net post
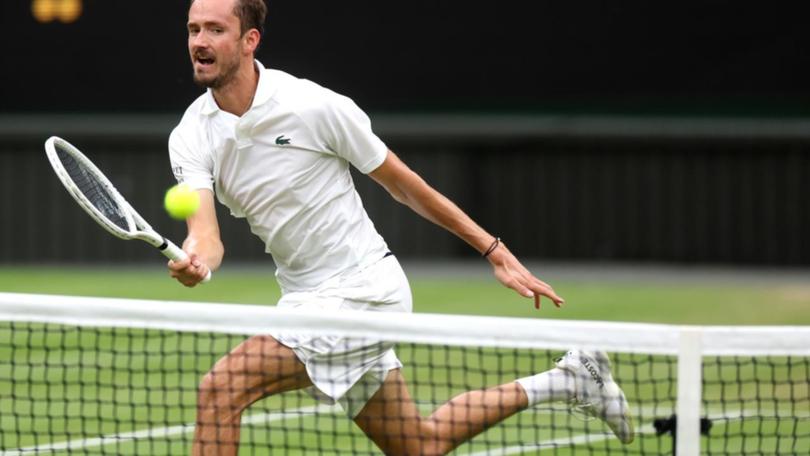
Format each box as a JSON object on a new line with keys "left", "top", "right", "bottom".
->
{"left": 675, "top": 327, "right": 703, "bottom": 456}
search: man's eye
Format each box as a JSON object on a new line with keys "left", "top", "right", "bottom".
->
{"left": 213, "top": 28, "right": 223, "bottom": 34}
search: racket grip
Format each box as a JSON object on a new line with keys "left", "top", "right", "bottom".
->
{"left": 162, "top": 239, "right": 213, "bottom": 284}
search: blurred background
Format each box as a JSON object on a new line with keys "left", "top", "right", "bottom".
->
{"left": 2, "top": 0, "right": 810, "bottom": 267}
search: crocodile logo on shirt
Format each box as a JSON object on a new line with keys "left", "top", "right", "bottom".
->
{"left": 275, "top": 135, "right": 291, "bottom": 145}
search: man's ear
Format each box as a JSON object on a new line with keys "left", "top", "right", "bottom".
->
{"left": 244, "top": 29, "right": 261, "bottom": 54}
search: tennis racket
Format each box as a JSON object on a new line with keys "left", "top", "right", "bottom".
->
{"left": 44, "top": 136, "right": 211, "bottom": 282}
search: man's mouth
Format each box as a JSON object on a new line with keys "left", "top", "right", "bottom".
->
{"left": 195, "top": 55, "right": 215, "bottom": 67}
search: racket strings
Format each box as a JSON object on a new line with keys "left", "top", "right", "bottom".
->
{"left": 56, "top": 147, "right": 130, "bottom": 231}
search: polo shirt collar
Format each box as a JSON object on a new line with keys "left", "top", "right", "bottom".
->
{"left": 201, "top": 60, "right": 275, "bottom": 116}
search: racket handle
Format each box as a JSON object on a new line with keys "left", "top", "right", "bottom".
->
{"left": 162, "top": 239, "right": 213, "bottom": 283}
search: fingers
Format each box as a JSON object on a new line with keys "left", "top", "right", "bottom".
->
{"left": 167, "top": 256, "right": 190, "bottom": 271}
{"left": 517, "top": 276, "right": 564, "bottom": 309}
{"left": 495, "top": 261, "right": 565, "bottom": 309}
{"left": 501, "top": 274, "right": 533, "bottom": 299}
{"left": 532, "top": 282, "right": 565, "bottom": 308}
{"left": 167, "top": 254, "right": 209, "bottom": 288}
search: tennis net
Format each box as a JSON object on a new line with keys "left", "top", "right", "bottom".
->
{"left": 0, "top": 292, "right": 808, "bottom": 455}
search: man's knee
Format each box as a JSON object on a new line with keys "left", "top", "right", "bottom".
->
{"left": 197, "top": 367, "right": 242, "bottom": 407}
{"left": 196, "top": 339, "right": 309, "bottom": 411}
{"left": 197, "top": 370, "right": 227, "bottom": 406}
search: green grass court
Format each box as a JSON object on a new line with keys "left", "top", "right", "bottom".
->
{"left": 1, "top": 266, "right": 809, "bottom": 454}
{"left": 2, "top": 265, "right": 810, "bottom": 325}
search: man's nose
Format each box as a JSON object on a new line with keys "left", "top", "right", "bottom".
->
{"left": 191, "top": 31, "right": 209, "bottom": 49}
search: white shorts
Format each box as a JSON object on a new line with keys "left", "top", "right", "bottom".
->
{"left": 272, "top": 254, "right": 412, "bottom": 417}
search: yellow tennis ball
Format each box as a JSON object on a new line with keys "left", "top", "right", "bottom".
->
{"left": 164, "top": 184, "right": 200, "bottom": 220}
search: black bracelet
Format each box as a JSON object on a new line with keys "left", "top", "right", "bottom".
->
{"left": 482, "top": 237, "right": 501, "bottom": 257}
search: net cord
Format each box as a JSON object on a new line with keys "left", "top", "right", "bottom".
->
{"left": 1, "top": 292, "right": 808, "bottom": 356}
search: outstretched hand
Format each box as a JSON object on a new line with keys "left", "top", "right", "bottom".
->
{"left": 486, "top": 242, "right": 564, "bottom": 309}
{"left": 168, "top": 253, "right": 210, "bottom": 288}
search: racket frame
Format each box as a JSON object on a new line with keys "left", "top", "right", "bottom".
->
{"left": 45, "top": 136, "right": 208, "bottom": 280}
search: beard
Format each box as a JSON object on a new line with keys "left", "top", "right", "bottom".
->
{"left": 193, "top": 51, "right": 241, "bottom": 89}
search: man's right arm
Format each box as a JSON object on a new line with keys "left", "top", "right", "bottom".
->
{"left": 167, "top": 189, "right": 224, "bottom": 287}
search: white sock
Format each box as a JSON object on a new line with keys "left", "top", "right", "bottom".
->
{"left": 516, "top": 368, "right": 577, "bottom": 407}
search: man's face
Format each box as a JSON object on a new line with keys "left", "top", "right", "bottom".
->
{"left": 187, "top": 0, "right": 244, "bottom": 89}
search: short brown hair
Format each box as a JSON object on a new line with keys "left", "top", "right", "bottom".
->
{"left": 190, "top": 0, "right": 267, "bottom": 37}
{"left": 233, "top": 0, "right": 267, "bottom": 37}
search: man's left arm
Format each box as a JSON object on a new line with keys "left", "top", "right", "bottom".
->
{"left": 369, "top": 150, "right": 564, "bottom": 309}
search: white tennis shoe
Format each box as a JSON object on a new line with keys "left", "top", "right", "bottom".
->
{"left": 555, "top": 349, "right": 635, "bottom": 444}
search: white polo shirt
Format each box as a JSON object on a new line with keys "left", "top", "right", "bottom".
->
{"left": 169, "top": 61, "right": 390, "bottom": 292}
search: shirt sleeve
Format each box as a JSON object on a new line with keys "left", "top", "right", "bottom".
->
{"left": 168, "top": 126, "right": 215, "bottom": 191}
{"left": 319, "top": 93, "right": 388, "bottom": 174}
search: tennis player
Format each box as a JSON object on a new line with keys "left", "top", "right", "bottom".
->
{"left": 168, "top": 0, "right": 634, "bottom": 453}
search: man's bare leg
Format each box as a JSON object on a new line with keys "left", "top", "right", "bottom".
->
{"left": 353, "top": 369, "right": 539, "bottom": 456}
{"left": 192, "top": 335, "right": 312, "bottom": 456}
{"left": 353, "top": 351, "right": 634, "bottom": 455}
